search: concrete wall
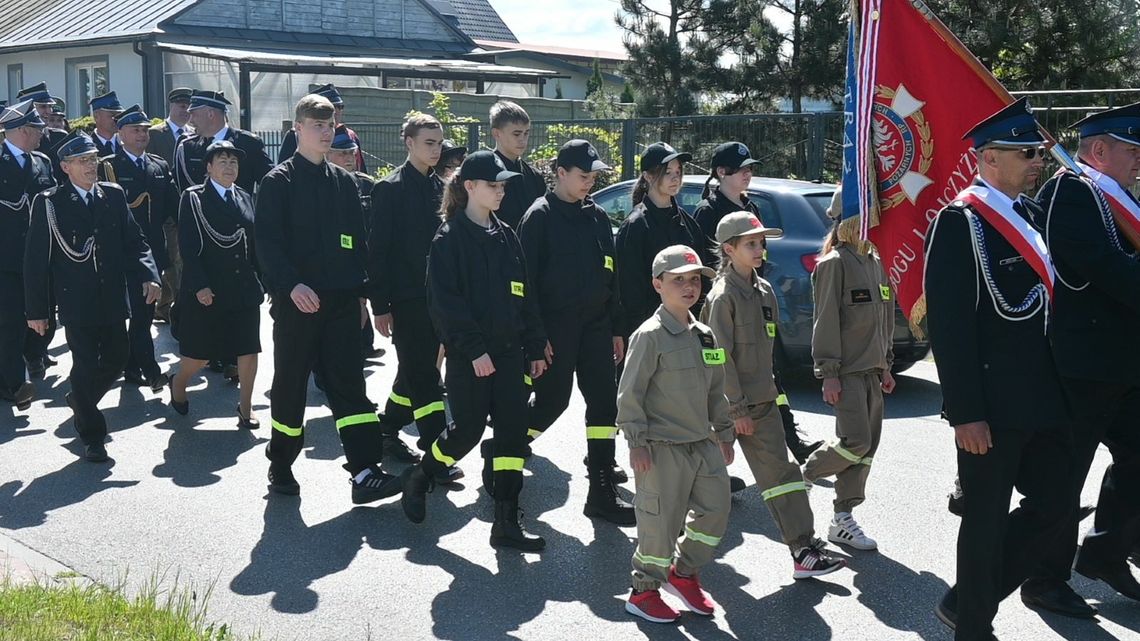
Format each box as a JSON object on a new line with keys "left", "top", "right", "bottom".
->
{"left": 0, "top": 43, "right": 143, "bottom": 118}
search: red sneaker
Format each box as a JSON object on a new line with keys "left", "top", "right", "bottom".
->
{"left": 625, "top": 589, "right": 680, "bottom": 623}
{"left": 663, "top": 567, "right": 715, "bottom": 616}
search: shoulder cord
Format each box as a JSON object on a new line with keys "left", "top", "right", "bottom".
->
{"left": 44, "top": 198, "right": 97, "bottom": 269}
{"left": 102, "top": 159, "right": 152, "bottom": 215}
{"left": 0, "top": 192, "right": 29, "bottom": 211}
{"left": 1078, "top": 175, "right": 1125, "bottom": 253}
{"left": 964, "top": 209, "right": 1047, "bottom": 327}
{"left": 188, "top": 190, "right": 246, "bottom": 255}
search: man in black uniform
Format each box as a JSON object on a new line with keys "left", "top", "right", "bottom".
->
{"left": 490, "top": 101, "right": 545, "bottom": 229}
{"left": 368, "top": 114, "right": 450, "bottom": 472}
{"left": 89, "top": 91, "right": 123, "bottom": 157}
{"left": 1018, "top": 102, "right": 1140, "bottom": 616}
{"left": 16, "top": 83, "right": 68, "bottom": 180}
{"left": 25, "top": 133, "right": 161, "bottom": 462}
{"left": 175, "top": 91, "right": 272, "bottom": 195}
{"left": 98, "top": 105, "right": 179, "bottom": 392}
{"left": 924, "top": 98, "right": 1074, "bottom": 641}
{"left": 277, "top": 84, "right": 366, "bottom": 172}
{"left": 256, "top": 94, "right": 399, "bottom": 504}
{"left": 0, "top": 101, "right": 56, "bottom": 410}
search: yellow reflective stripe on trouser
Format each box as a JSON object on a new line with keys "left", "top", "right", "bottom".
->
{"left": 858, "top": 456, "right": 873, "bottom": 466}
{"left": 834, "top": 444, "right": 864, "bottom": 464}
{"left": 775, "top": 393, "right": 789, "bottom": 406}
{"left": 335, "top": 413, "right": 379, "bottom": 430}
{"left": 633, "top": 550, "right": 672, "bottom": 569}
{"left": 760, "top": 481, "right": 809, "bottom": 501}
{"left": 271, "top": 419, "right": 303, "bottom": 437}
{"left": 586, "top": 425, "right": 618, "bottom": 440}
{"left": 389, "top": 391, "right": 412, "bottom": 407}
{"left": 431, "top": 441, "right": 456, "bottom": 466}
{"left": 684, "top": 526, "right": 721, "bottom": 547}
{"left": 492, "top": 457, "right": 525, "bottom": 472}
{"left": 527, "top": 428, "right": 543, "bottom": 439}
{"left": 412, "top": 401, "right": 445, "bottom": 420}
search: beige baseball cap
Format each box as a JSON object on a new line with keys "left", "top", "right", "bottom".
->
{"left": 714, "top": 211, "right": 784, "bottom": 243}
{"left": 652, "top": 245, "right": 716, "bottom": 279}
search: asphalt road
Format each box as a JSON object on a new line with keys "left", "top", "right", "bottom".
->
{"left": 0, "top": 316, "right": 1136, "bottom": 641}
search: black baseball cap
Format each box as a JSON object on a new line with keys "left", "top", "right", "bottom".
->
{"left": 556, "top": 139, "right": 609, "bottom": 172}
{"left": 640, "top": 142, "right": 691, "bottom": 173}
{"left": 710, "top": 141, "right": 759, "bottom": 170}
{"left": 458, "top": 150, "right": 519, "bottom": 182}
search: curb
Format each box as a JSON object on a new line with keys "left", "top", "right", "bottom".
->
{"left": 1, "top": 530, "right": 90, "bottom": 586}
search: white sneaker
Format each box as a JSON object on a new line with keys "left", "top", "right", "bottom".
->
{"left": 828, "top": 512, "right": 877, "bottom": 550}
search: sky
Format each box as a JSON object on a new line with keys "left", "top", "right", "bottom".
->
{"left": 489, "top": 0, "right": 632, "bottom": 54}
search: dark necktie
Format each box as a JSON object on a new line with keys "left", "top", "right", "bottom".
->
{"left": 20, "top": 152, "right": 31, "bottom": 177}
{"left": 85, "top": 192, "right": 94, "bottom": 208}
{"left": 136, "top": 156, "right": 144, "bottom": 171}
{"left": 225, "top": 190, "right": 235, "bottom": 207}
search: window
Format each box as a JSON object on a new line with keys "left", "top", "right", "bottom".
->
{"left": 592, "top": 184, "right": 633, "bottom": 225}
{"left": 65, "top": 56, "right": 109, "bottom": 117}
{"left": 746, "top": 192, "right": 783, "bottom": 230}
{"left": 7, "top": 64, "right": 21, "bottom": 104}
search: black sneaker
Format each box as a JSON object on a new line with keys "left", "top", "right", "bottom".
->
{"left": 350, "top": 466, "right": 403, "bottom": 504}
{"left": 793, "top": 544, "right": 846, "bottom": 579}
{"left": 432, "top": 465, "right": 465, "bottom": 485}
{"left": 401, "top": 465, "right": 434, "bottom": 524}
{"left": 84, "top": 443, "right": 109, "bottom": 463}
{"left": 268, "top": 466, "right": 300, "bottom": 495}
{"left": 381, "top": 433, "right": 421, "bottom": 463}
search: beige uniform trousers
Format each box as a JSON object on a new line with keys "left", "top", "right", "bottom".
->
{"left": 631, "top": 439, "right": 731, "bottom": 591}
{"left": 803, "top": 370, "right": 883, "bottom": 514}
{"left": 737, "top": 401, "right": 815, "bottom": 550}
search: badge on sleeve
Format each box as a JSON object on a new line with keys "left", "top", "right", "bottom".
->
{"left": 879, "top": 284, "right": 891, "bottom": 301}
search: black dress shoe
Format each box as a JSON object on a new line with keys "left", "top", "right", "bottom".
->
{"left": 123, "top": 370, "right": 148, "bottom": 387}
{"left": 223, "top": 364, "right": 240, "bottom": 382}
{"left": 5, "top": 381, "right": 35, "bottom": 411}
{"left": 168, "top": 380, "right": 189, "bottom": 416}
{"left": 935, "top": 587, "right": 957, "bottom": 631}
{"left": 237, "top": 406, "right": 259, "bottom": 429}
{"left": 84, "top": 443, "right": 109, "bottom": 463}
{"left": 147, "top": 373, "right": 170, "bottom": 393}
{"left": 1020, "top": 579, "right": 1098, "bottom": 618}
{"left": 1075, "top": 557, "right": 1140, "bottom": 601}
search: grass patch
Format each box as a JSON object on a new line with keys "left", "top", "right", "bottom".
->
{"left": 0, "top": 571, "right": 253, "bottom": 641}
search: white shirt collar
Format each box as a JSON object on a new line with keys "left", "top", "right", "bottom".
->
{"left": 124, "top": 148, "right": 142, "bottom": 164}
{"left": 212, "top": 126, "right": 230, "bottom": 142}
{"left": 72, "top": 183, "right": 93, "bottom": 202}
{"left": 977, "top": 176, "right": 1025, "bottom": 210}
{"left": 210, "top": 179, "right": 233, "bottom": 200}
{"left": 167, "top": 119, "right": 184, "bottom": 137}
{"left": 4, "top": 139, "right": 29, "bottom": 164}
{"left": 95, "top": 132, "right": 116, "bottom": 146}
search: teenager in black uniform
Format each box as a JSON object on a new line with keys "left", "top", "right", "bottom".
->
{"left": 255, "top": 94, "right": 399, "bottom": 504}
{"left": 367, "top": 114, "right": 453, "bottom": 471}
{"left": 0, "top": 101, "right": 55, "bottom": 410}
{"left": 515, "top": 140, "right": 634, "bottom": 525}
{"left": 490, "top": 101, "right": 545, "bottom": 229}
{"left": 924, "top": 99, "right": 1075, "bottom": 641}
{"left": 25, "top": 133, "right": 162, "bottom": 462}
{"left": 401, "top": 151, "right": 548, "bottom": 552}
{"left": 175, "top": 91, "right": 273, "bottom": 194}
{"left": 169, "top": 141, "right": 263, "bottom": 429}
{"left": 98, "top": 105, "right": 179, "bottom": 392}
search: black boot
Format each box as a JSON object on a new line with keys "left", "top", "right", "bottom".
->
{"left": 584, "top": 463, "right": 636, "bottom": 526}
{"left": 490, "top": 499, "right": 546, "bottom": 552}
{"left": 581, "top": 455, "right": 628, "bottom": 484}
{"left": 781, "top": 405, "right": 823, "bottom": 464}
{"left": 400, "top": 465, "right": 433, "bottom": 524}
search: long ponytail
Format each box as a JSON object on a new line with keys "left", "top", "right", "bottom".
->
{"left": 632, "top": 165, "right": 668, "bottom": 206}
{"left": 701, "top": 170, "right": 716, "bottom": 200}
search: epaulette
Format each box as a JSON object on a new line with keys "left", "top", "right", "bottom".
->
{"left": 98, "top": 154, "right": 116, "bottom": 163}
{"left": 29, "top": 150, "right": 51, "bottom": 162}
{"left": 184, "top": 183, "right": 206, "bottom": 193}
{"left": 97, "top": 181, "right": 124, "bottom": 192}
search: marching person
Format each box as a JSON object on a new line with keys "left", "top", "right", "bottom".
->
{"left": 98, "top": 105, "right": 179, "bottom": 392}
{"left": 89, "top": 92, "right": 123, "bottom": 157}
{"left": 400, "top": 150, "right": 549, "bottom": 552}
{"left": 277, "top": 84, "right": 365, "bottom": 172}
{"left": 148, "top": 87, "right": 195, "bottom": 324}
{"left": 803, "top": 187, "right": 895, "bottom": 551}
{"left": 16, "top": 82, "right": 67, "bottom": 181}
{"left": 1019, "top": 102, "right": 1140, "bottom": 615}
{"left": 174, "top": 90, "right": 272, "bottom": 195}
{"left": 618, "top": 244, "right": 734, "bottom": 624}
{"left": 924, "top": 98, "right": 1074, "bottom": 641}
{"left": 435, "top": 139, "right": 466, "bottom": 181}
{"left": 255, "top": 94, "right": 398, "bottom": 503}
{"left": 489, "top": 101, "right": 545, "bottom": 229}
{"left": 168, "top": 141, "right": 263, "bottom": 428}
{"left": 515, "top": 139, "right": 634, "bottom": 526}
{"left": 24, "top": 133, "right": 161, "bottom": 462}
{"left": 366, "top": 114, "right": 447, "bottom": 469}
{"left": 701, "top": 211, "right": 845, "bottom": 580}
{"left": 0, "top": 101, "right": 56, "bottom": 410}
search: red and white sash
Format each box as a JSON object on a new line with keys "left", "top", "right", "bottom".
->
{"left": 1073, "top": 161, "right": 1140, "bottom": 238}
{"left": 958, "top": 185, "right": 1055, "bottom": 300}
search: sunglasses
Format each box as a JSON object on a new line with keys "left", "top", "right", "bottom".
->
{"left": 990, "top": 146, "right": 1048, "bottom": 160}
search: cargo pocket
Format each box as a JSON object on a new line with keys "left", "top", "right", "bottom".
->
{"left": 658, "top": 349, "right": 700, "bottom": 391}
{"left": 634, "top": 491, "right": 660, "bottom": 516}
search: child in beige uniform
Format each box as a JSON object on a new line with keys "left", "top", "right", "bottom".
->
{"left": 618, "top": 245, "right": 735, "bottom": 624}
{"left": 804, "top": 188, "right": 895, "bottom": 551}
{"left": 701, "top": 211, "right": 846, "bottom": 579}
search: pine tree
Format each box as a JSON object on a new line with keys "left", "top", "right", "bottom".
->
{"left": 620, "top": 84, "right": 636, "bottom": 104}
{"left": 615, "top": 0, "right": 704, "bottom": 117}
{"left": 585, "top": 59, "right": 605, "bottom": 97}
{"left": 554, "top": 81, "right": 564, "bottom": 99}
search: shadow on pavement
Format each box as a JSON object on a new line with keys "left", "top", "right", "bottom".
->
{"left": 0, "top": 459, "right": 139, "bottom": 529}
{"left": 784, "top": 371, "right": 943, "bottom": 421}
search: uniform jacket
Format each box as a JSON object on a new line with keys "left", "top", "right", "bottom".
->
{"left": 493, "top": 150, "right": 545, "bottom": 229}
{"left": 367, "top": 161, "right": 443, "bottom": 314}
{"left": 98, "top": 149, "right": 179, "bottom": 271}
{"left": 351, "top": 171, "right": 376, "bottom": 225}
{"left": 693, "top": 187, "right": 759, "bottom": 245}
{"left": 255, "top": 154, "right": 369, "bottom": 297}
{"left": 617, "top": 306, "right": 734, "bottom": 447}
{"left": 924, "top": 187, "right": 1069, "bottom": 431}
{"left": 146, "top": 121, "right": 192, "bottom": 166}
{"left": 278, "top": 128, "right": 366, "bottom": 172}
{"left": 615, "top": 199, "right": 711, "bottom": 332}
{"left": 517, "top": 191, "right": 622, "bottom": 333}
{"left": 37, "top": 127, "right": 68, "bottom": 183}
{"left": 92, "top": 133, "right": 118, "bottom": 158}
{"left": 174, "top": 127, "right": 273, "bottom": 193}
{"left": 701, "top": 268, "right": 781, "bottom": 417}
{"left": 178, "top": 183, "right": 262, "bottom": 310}
{"left": 426, "top": 213, "right": 546, "bottom": 363}
{"left": 1038, "top": 169, "right": 1140, "bottom": 386}
{"left": 24, "top": 182, "right": 160, "bottom": 327}
{"left": 811, "top": 243, "right": 894, "bottom": 378}
{"left": 0, "top": 143, "right": 56, "bottom": 273}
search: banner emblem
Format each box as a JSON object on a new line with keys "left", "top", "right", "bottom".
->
{"left": 873, "top": 84, "right": 933, "bottom": 209}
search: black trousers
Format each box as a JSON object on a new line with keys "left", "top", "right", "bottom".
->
{"left": 378, "top": 299, "right": 446, "bottom": 451}
{"left": 1036, "top": 379, "right": 1140, "bottom": 582}
{"left": 426, "top": 347, "right": 528, "bottom": 500}
{"left": 955, "top": 426, "right": 1073, "bottom": 641}
{"left": 64, "top": 322, "right": 129, "bottom": 445}
{"left": 0, "top": 273, "right": 26, "bottom": 394}
{"left": 529, "top": 307, "right": 617, "bottom": 466}
{"left": 267, "top": 292, "right": 383, "bottom": 475}
{"left": 124, "top": 284, "right": 160, "bottom": 379}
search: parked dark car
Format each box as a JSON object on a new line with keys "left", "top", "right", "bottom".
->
{"left": 591, "top": 176, "right": 930, "bottom": 374}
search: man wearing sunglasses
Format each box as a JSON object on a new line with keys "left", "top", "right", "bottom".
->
{"left": 924, "top": 97, "right": 1075, "bottom": 641}
{"left": 1019, "top": 102, "right": 1140, "bottom": 617}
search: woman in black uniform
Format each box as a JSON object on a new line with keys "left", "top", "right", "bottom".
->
{"left": 169, "top": 141, "right": 263, "bottom": 428}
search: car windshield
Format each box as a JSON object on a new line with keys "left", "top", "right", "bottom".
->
{"left": 803, "top": 192, "right": 835, "bottom": 228}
